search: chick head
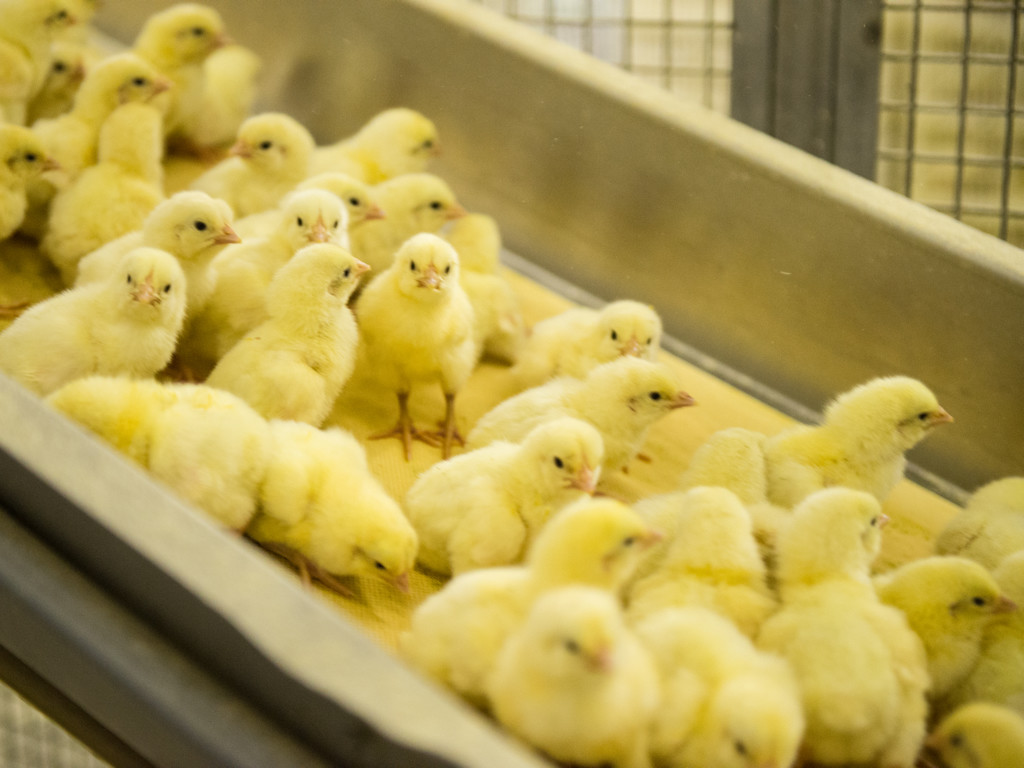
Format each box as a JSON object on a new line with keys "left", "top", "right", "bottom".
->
{"left": 967, "top": 475, "right": 1024, "bottom": 518}
{"left": 111, "top": 246, "right": 187, "bottom": 322}
{"left": 823, "top": 375, "right": 953, "bottom": 453}
{"left": 351, "top": 532, "right": 418, "bottom": 594}
{"left": 135, "top": 3, "right": 228, "bottom": 67}
{"left": 65, "top": 0, "right": 98, "bottom": 25}
{"left": 517, "top": 586, "right": 626, "bottom": 680}
{"left": 519, "top": 417, "right": 605, "bottom": 497}
{"left": 40, "top": 0, "right": 78, "bottom": 33}
{"left": 925, "top": 702, "right": 1024, "bottom": 768}
{"left": 776, "top": 488, "right": 885, "bottom": 587}
{"left": 585, "top": 357, "right": 695, "bottom": 423}
{"left": 277, "top": 189, "right": 349, "bottom": 250}
{"left": 375, "top": 173, "right": 466, "bottom": 233}
{"left": 41, "top": 39, "right": 89, "bottom": 93}
{"left": 706, "top": 675, "right": 805, "bottom": 768}
{"left": 297, "top": 173, "right": 382, "bottom": 228}
{"left": 879, "top": 556, "right": 1016, "bottom": 628}
{"left": 143, "top": 191, "right": 239, "bottom": 260}
{"left": 230, "top": 113, "right": 315, "bottom": 175}
{"left": 76, "top": 53, "right": 169, "bottom": 112}
{"left": 443, "top": 212, "right": 501, "bottom": 273}
{"left": 526, "top": 496, "right": 660, "bottom": 590}
{"left": 357, "top": 107, "right": 440, "bottom": 179}
{"left": 0, "top": 126, "right": 55, "bottom": 182}
{"left": 593, "top": 300, "right": 663, "bottom": 363}
{"left": 390, "top": 233, "right": 460, "bottom": 299}
{"left": 267, "top": 243, "right": 369, "bottom": 315}
{"left": 664, "top": 486, "right": 760, "bottom": 573}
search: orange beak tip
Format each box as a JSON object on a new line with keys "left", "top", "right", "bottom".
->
{"left": 393, "top": 572, "right": 411, "bottom": 594}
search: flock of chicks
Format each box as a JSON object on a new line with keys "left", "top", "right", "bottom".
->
{"left": 0, "top": 2, "right": 1022, "bottom": 768}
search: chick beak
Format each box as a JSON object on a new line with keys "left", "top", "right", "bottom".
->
{"left": 994, "top": 595, "right": 1018, "bottom": 614}
{"left": 925, "top": 408, "right": 954, "bottom": 428}
{"left": 391, "top": 571, "right": 411, "bottom": 594}
{"left": 444, "top": 202, "right": 468, "bottom": 221}
{"left": 619, "top": 334, "right": 645, "bottom": 358}
{"left": 641, "top": 528, "right": 664, "bottom": 549}
{"left": 877, "top": 513, "right": 891, "bottom": 529}
{"left": 417, "top": 262, "right": 442, "bottom": 290}
{"left": 150, "top": 78, "right": 172, "bottom": 97}
{"left": 429, "top": 140, "right": 443, "bottom": 158}
{"left": 213, "top": 223, "right": 241, "bottom": 245}
{"left": 132, "top": 272, "right": 159, "bottom": 306}
{"left": 586, "top": 646, "right": 614, "bottom": 673}
{"left": 669, "top": 390, "right": 697, "bottom": 409}
{"left": 567, "top": 463, "right": 598, "bottom": 494}
{"left": 351, "top": 259, "right": 371, "bottom": 277}
{"left": 308, "top": 214, "right": 330, "bottom": 243}
{"left": 213, "top": 31, "right": 233, "bottom": 49}
{"left": 71, "top": 62, "right": 87, "bottom": 82}
{"left": 363, "top": 203, "right": 386, "bottom": 221}
{"left": 41, "top": 157, "right": 61, "bottom": 172}
{"left": 229, "top": 140, "right": 254, "bottom": 160}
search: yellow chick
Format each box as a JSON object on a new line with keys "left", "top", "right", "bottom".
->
{"left": 44, "top": 101, "right": 165, "bottom": 284}
{"left": 74, "top": 190, "right": 240, "bottom": 322}
{"left": 247, "top": 420, "right": 417, "bottom": 595}
{"left": 757, "top": 488, "right": 930, "bottom": 768}
{"left": 179, "top": 188, "right": 347, "bottom": 372}
{"left": 26, "top": 38, "right": 90, "bottom": 124}
{"left": 190, "top": 112, "right": 315, "bottom": 217}
{"left": 635, "top": 607, "right": 804, "bottom": 768}
{"left": 0, "top": 124, "right": 57, "bottom": 241}
{"left": 132, "top": 2, "right": 229, "bottom": 148}
{"left": 0, "top": 0, "right": 78, "bottom": 124}
{"left": 232, "top": 171, "right": 383, "bottom": 240}
{"left": 467, "top": 356, "right": 695, "bottom": 473}
{"left": 925, "top": 702, "right": 1024, "bottom": 768}
{"left": 47, "top": 376, "right": 272, "bottom": 531}
{"left": 936, "top": 476, "right": 1024, "bottom": 569}
{"left": 309, "top": 107, "right": 440, "bottom": 183}
{"left": 356, "top": 232, "right": 476, "bottom": 460}
{"left": 191, "top": 44, "right": 261, "bottom": 150}
{"left": 875, "top": 555, "right": 1017, "bottom": 701}
{"left": 205, "top": 243, "right": 368, "bottom": 425}
{"left": 940, "top": 551, "right": 1024, "bottom": 718}
{"left": 511, "top": 299, "right": 664, "bottom": 390}
{"left": 764, "top": 375, "right": 954, "bottom": 509}
{"left": 349, "top": 173, "right": 466, "bottom": 276}
{"left": 405, "top": 416, "right": 605, "bottom": 576}
{"left": 441, "top": 212, "right": 526, "bottom": 364}
{"left": 626, "top": 487, "right": 776, "bottom": 638}
{"left": 487, "top": 586, "right": 659, "bottom": 768}
{"left": 401, "top": 496, "right": 659, "bottom": 707}
{"left": 0, "top": 247, "right": 186, "bottom": 395}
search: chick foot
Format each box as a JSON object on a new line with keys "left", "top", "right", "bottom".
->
{"left": 253, "top": 539, "right": 355, "bottom": 597}
{"left": 371, "top": 392, "right": 437, "bottom": 460}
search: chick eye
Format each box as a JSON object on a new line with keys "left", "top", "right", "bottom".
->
{"left": 649, "top": 392, "right": 662, "bottom": 400}
{"left": 132, "top": 77, "right": 146, "bottom": 86}
{"left": 333, "top": 220, "right": 340, "bottom": 229}
{"left": 429, "top": 201, "right": 442, "bottom": 210}
{"left": 870, "top": 516, "right": 878, "bottom": 526}
{"left": 349, "top": 197, "right": 360, "bottom": 206}
{"left": 646, "top": 337, "right": 653, "bottom": 344}
{"left": 53, "top": 62, "right": 67, "bottom": 73}
{"left": 374, "top": 561, "right": 386, "bottom": 571}
{"left": 623, "top": 536, "right": 636, "bottom": 547}
{"left": 734, "top": 740, "right": 747, "bottom": 756}
{"left": 410, "top": 260, "right": 417, "bottom": 271}
{"left": 259, "top": 140, "right": 273, "bottom": 150}
{"left": 423, "top": 139, "right": 434, "bottom": 149}
{"left": 611, "top": 330, "right": 618, "bottom": 340}
{"left": 343, "top": 268, "right": 351, "bottom": 278}
{"left": 444, "top": 264, "right": 451, "bottom": 274}
{"left": 917, "top": 412, "right": 930, "bottom": 421}
{"left": 163, "top": 284, "right": 172, "bottom": 293}
{"left": 194, "top": 220, "right": 207, "bottom": 231}
{"left": 296, "top": 217, "right": 304, "bottom": 227}
{"left": 553, "top": 456, "right": 564, "bottom": 469}
{"left": 192, "top": 26, "right": 206, "bottom": 36}
{"left": 950, "top": 733, "right": 963, "bottom": 747}
{"left": 564, "top": 639, "right": 580, "bottom": 654}
{"left": 972, "top": 596, "right": 987, "bottom": 607}
{"left": 126, "top": 275, "right": 132, "bottom": 284}
{"left": 24, "top": 153, "right": 37, "bottom": 162}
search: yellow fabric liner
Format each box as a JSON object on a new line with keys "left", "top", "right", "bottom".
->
{"left": 282, "top": 266, "right": 962, "bottom": 652}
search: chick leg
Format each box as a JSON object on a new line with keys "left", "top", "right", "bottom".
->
{"left": 371, "top": 392, "right": 423, "bottom": 460}
{"left": 421, "top": 392, "right": 465, "bottom": 459}
{"left": 252, "top": 539, "right": 313, "bottom": 587}
{"left": 0, "top": 301, "right": 31, "bottom": 318}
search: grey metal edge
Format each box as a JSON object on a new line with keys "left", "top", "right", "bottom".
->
{"left": 0, "top": 373, "right": 549, "bottom": 768}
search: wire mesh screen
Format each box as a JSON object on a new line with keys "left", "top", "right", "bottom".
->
{"left": 0, "top": 684, "right": 109, "bottom": 768}
{"left": 877, "top": 1, "right": 1024, "bottom": 245}
{"left": 471, "top": 0, "right": 734, "bottom": 111}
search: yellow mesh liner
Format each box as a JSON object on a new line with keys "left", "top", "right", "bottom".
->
{"left": 274, "top": 266, "right": 962, "bottom": 652}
